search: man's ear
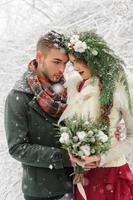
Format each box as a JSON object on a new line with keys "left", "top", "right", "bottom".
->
{"left": 36, "top": 50, "right": 43, "bottom": 64}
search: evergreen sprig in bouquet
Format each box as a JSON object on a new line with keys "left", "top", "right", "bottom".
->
{"left": 57, "top": 116, "right": 111, "bottom": 173}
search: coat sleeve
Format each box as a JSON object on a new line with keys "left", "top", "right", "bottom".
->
{"left": 5, "top": 90, "right": 71, "bottom": 169}
{"left": 99, "top": 83, "right": 133, "bottom": 167}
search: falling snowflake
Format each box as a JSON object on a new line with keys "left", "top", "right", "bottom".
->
{"left": 49, "top": 164, "right": 53, "bottom": 170}
{"left": 106, "top": 184, "right": 113, "bottom": 191}
{"left": 16, "top": 96, "right": 19, "bottom": 100}
{"left": 23, "top": 184, "right": 28, "bottom": 190}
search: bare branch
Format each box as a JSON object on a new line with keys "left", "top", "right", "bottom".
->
{"left": 0, "top": 0, "right": 16, "bottom": 7}
{"left": 22, "top": 0, "right": 54, "bottom": 23}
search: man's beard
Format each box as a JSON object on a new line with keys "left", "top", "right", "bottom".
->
{"left": 41, "top": 68, "right": 63, "bottom": 85}
{"left": 41, "top": 70, "right": 55, "bottom": 84}
{"left": 41, "top": 61, "right": 53, "bottom": 83}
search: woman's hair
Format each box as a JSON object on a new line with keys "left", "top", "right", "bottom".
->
{"left": 64, "top": 31, "right": 132, "bottom": 123}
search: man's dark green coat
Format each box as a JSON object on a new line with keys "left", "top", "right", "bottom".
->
{"left": 5, "top": 72, "right": 73, "bottom": 198}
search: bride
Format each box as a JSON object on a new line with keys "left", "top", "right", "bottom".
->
{"left": 59, "top": 31, "right": 133, "bottom": 200}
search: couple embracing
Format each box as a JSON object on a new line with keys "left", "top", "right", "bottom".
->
{"left": 5, "top": 30, "right": 133, "bottom": 200}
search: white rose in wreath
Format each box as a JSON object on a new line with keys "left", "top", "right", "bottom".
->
{"left": 74, "top": 41, "right": 87, "bottom": 53}
{"left": 70, "top": 35, "right": 80, "bottom": 44}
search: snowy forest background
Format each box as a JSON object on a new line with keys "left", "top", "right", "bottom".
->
{"left": 0, "top": 0, "right": 133, "bottom": 199}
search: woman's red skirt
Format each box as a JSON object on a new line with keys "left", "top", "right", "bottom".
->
{"left": 75, "top": 163, "right": 133, "bottom": 200}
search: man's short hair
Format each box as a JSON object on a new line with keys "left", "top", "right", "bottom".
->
{"left": 37, "top": 31, "right": 64, "bottom": 55}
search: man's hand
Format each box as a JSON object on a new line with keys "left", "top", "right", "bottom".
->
{"left": 115, "top": 126, "right": 122, "bottom": 141}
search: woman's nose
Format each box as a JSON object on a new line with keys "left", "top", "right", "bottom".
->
{"left": 73, "top": 64, "right": 80, "bottom": 71}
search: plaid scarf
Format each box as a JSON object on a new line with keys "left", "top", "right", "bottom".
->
{"left": 27, "top": 60, "right": 67, "bottom": 118}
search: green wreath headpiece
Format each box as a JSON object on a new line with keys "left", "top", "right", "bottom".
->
{"left": 62, "top": 31, "right": 132, "bottom": 114}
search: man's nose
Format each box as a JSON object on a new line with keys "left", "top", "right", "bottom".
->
{"left": 59, "top": 65, "right": 65, "bottom": 74}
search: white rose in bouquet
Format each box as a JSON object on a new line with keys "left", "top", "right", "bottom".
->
{"left": 80, "top": 145, "right": 91, "bottom": 156}
{"left": 97, "top": 130, "right": 108, "bottom": 143}
{"left": 76, "top": 131, "right": 87, "bottom": 141}
{"left": 90, "top": 137, "right": 96, "bottom": 143}
{"left": 88, "top": 130, "right": 94, "bottom": 137}
{"left": 73, "top": 136, "right": 79, "bottom": 142}
{"left": 91, "top": 149, "right": 95, "bottom": 154}
{"left": 59, "top": 132, "right": 70, "bottom": 145}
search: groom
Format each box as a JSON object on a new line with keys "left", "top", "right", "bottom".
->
{"left": 5, "top": 31, "right": 73, "bottom": 200}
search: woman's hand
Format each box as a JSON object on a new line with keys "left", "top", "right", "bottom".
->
{"left": 69, "top": 153, "right": 100, "bottom": 170}
{"left": 84, "top": 162, "right": 99, "bottom": 171}
{"left": 82, "top": 155, "right": 101, "bottom": 168}
{"left": 69, "top": 152, "right": 85, "bottom": 167}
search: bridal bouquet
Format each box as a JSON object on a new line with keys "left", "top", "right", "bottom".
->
{"left": 56, "top": 116, "right": 111, "bottom": 173}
